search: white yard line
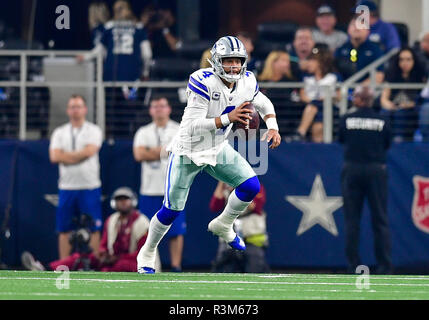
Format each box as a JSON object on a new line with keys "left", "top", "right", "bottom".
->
{"left": 1, "top": 276, "right": 429, "bottom": 288}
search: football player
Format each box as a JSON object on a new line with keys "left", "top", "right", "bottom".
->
{"left": 137, "top": 36, "right": 281, "bottom": 273}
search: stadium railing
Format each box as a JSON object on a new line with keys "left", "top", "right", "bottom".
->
{"left": 0, "top": 49, "right": 427, "bottom": 143}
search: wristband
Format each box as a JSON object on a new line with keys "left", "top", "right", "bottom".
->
{"left": 162, "top": 28, "right": 170, "bottom": 35}
{"left": 220, "top": 114, "right": 231, "bottom": 127}
{"left": 266, "top": 117, "right": 279, "bottom": 131}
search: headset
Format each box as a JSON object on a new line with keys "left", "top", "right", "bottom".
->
{"left": 110, "top": 187, "right": 138, "bottom": 211}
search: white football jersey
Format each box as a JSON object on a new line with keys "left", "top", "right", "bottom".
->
{"left": 168, "top": 68, "right": 273, "bottom": 166}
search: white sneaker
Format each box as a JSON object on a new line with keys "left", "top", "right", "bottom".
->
{"left": 21, "top": 251, "right": 45, "bottom": 271}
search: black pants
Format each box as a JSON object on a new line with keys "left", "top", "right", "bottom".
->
{"left": 211, "top": 242, "right": 270, "bottom": 273}
{"left": 341, "top": 162, "right": 392, "bottom": 273}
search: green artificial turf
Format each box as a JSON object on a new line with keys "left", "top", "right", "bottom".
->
{"left": 0, "top": 270, "right": 428, "bottom": 300}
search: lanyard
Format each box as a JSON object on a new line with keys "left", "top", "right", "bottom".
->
{"left": 71, "top": 124, "right": 83, "bottom": 151}
{"left": 149, "top": 124, "right": 164, "bottom": 169}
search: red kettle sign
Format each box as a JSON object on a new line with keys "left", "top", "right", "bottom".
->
{"left": 412, "top": 176, "right": 429, "bottom": 233}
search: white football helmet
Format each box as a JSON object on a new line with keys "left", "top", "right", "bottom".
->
{"left": 209, "top": 36, "right": 248, "bottom": 83}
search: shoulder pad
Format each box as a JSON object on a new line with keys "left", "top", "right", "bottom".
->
{"left": 243, "top": 70, "right": 259, "bottom": 96}
{"left": 187, "top": 68, "right": 215, "bottom": 101}
{"left": 191, "top": 68, "right": 216, "bottom": 84}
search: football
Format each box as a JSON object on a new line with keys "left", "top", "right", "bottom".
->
{"left": 232, "top": 103, "right": 260, "bottom": 139}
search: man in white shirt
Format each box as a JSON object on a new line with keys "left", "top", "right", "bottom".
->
{"left": 49, "top": 94, "right": 103, "bottom": 259}
{"left": 137, "top": 36, "right": 281, "bottom": 274}
{"left": 133, "top": 97, "right": 183, "bottom": 272}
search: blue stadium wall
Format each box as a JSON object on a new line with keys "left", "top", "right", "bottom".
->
{"left": 1, "top": 140, "right": 429, "bottom": 271}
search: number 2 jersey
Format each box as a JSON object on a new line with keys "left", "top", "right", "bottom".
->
{"left": 167, "top": 68, "right": 276, "bottom": 166}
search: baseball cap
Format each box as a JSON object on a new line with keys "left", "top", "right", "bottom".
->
{"left": 353, "top": 0, "right": 378, "bottom": 12}
{"left": 317, "top": 5, "right": 335, "bottom": 16}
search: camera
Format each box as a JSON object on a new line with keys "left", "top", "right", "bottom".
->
{"left": 69, "top": 214, "right": 93, "bottom": 255}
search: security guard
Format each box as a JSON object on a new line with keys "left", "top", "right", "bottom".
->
{"left": 338, "top": 85, "right": 393, "bottom": 274}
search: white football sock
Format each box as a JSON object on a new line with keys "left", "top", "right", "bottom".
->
{"left": 218, "top": 190, "right": 251, "bottom": 225}
{"left": 137, "top": 215, "right": 171, "bottom": 269}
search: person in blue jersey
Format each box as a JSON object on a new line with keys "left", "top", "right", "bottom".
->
{"left": 80, "top": 0, "right": 153, "bottom": 138}
{"left": 334, "top": 17, "right": 384, "bottom": 84}
{"left": 99, "top": 0, "right": 152, "bottom": 82}
{"left": 354, "top": 0, "right": 401, "bottom": 54}
{"left": 136, "top": 36, "right": 281, "bottom": 274}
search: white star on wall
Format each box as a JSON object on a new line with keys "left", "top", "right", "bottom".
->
{"left": 286, "top": 174, "right": 343, "bottom": 236}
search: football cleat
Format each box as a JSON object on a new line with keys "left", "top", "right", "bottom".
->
{"left": 228, "top": 235, "right": 246, "bottom": 251}
{"left": 138, "top": 266, "right": 155, "bottom": 274}
{"left": 208, "top": 218, "right": 246, "bottom": 251}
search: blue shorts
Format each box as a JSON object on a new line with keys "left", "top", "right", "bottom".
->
{"left": 310, "top": 100, "right": 339, "bottom": 123}
{"left": 56, "top": 188, "right": 103, "bottom": 232}
{"left": 139, "top": 194, "right": 186, "bottom": 238}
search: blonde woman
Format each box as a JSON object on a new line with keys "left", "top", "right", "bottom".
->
{"left": 258, "top": 51, "right": 298, "bottom": 120}
{"left": 88, "top": 1, "right": 110, "bottom": 47}
{"left": 258, "top": 50, "right": 295, "bottom": 82}
{"left": 200, "top": 48, "right": 212, "bottom": 69}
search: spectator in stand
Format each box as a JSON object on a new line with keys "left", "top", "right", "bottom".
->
{"left": 82, "top": 0, "right": 152, "bottom": 81}
{"left": 22, "top": 187, "right": 161, "bottom": 272}
{"left": 335, "top": 17, "right": 384, "bottom": 84}
{"left": 209, "top": 181, "right": 269, "bottom": 273}
{"left": 312, "top": 4, "right": 348, "bottom": 53}
{"left": 141, "top": 5, "right": 181, "bottom": 59}
{"left": 286, "top": 27, "right": 315, "bottom": 77}
{"left": 286, "top": 47, "right": 338, "bottom": 143}
{"left": 258, "top": 50, "right": 302, "bottom": 135}
{"left": 419, "top": 80, "right": 429, "bottom": 142}
{"left": 237, "top": 31, "right": 258, "bottom": 74}
{"left": 415, "top": 33, "right": 429, "bottom": 140}
{"left": 355, "top": 0, "right": 401, "bottom": 54}
{"left": 200, "top": 48, "right": 211, "bottom": 69}
{"left": 88, "top": 1, "right": 110, "bottom": 48}
{"left": 415, "top": 32, "right": 429, "bottom": 74}
{"left": 258, "top": 50, "right": 298, "bottom": 83}
{"left": 380, "top": 47, "right": 427, "bottom": 142}
{"left": 80, "top": 0, "right": 153, "bottom": 139}
{"left": 258, "top": 50, "right": 300, "bottom": 100}
{"left": 49, "top": 94, "right": 103, "bottom": 260}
